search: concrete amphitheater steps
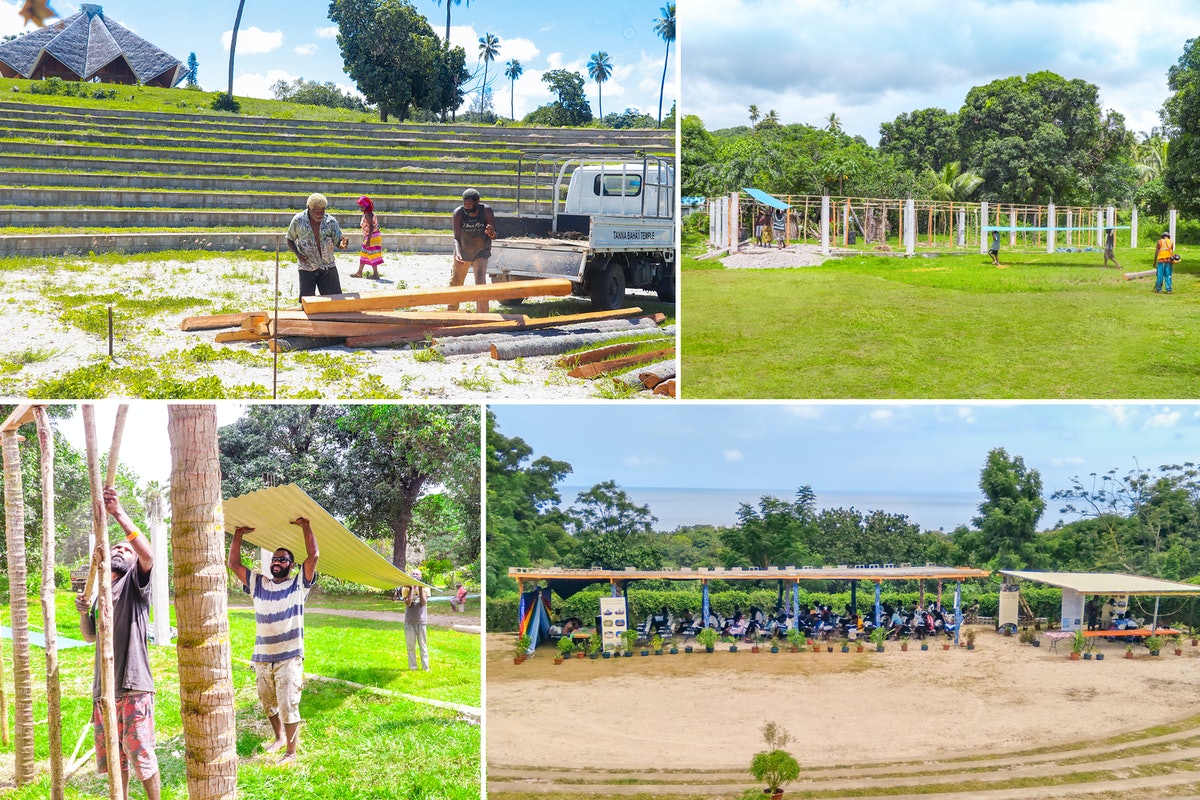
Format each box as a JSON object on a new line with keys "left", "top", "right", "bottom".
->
{"left": 0, "top": 99, "right": 675, "bottom": 257}
{"left": 487, "top": 720, "right": 1200, "bottom": 799}
{"left": 0, "top": 100, "right": 675, "bottom": 147}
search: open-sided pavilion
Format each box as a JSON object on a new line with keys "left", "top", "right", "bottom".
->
{"left": 1001, "top": 570, "right": 1200, "bottom": 633}
{"left": 511, "top": 563, "right": 991, "bottom": 644}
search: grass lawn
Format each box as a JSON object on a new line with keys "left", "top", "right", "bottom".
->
{"left": 681, "top": 243, "right": 1200, "bottom": 398}
{"left": 0, "top": 591, "right": 480, "bottom": 799}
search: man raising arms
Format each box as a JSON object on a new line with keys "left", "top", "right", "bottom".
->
{"left": 228, "top": 518, "right": 319, "bottom": 763}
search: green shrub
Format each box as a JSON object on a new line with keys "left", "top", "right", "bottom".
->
{"left": 211, "top": 92, "right": 241, "bottom": 113}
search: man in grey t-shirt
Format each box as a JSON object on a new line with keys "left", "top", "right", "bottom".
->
{"left": 76, "top": 487, "right": 159, "bottom": 800}
{"left": 402, "top": 569, "right": 431, "bottom": 671}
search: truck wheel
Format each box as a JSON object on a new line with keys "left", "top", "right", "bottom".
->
{"left": 589, "top": 262, "right": 626, "bottom": 310}
{"left": 655, "top": 271, "right": 676, "bottom": 302}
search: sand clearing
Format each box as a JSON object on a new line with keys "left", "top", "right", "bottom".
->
{"left": 486, "top": 629, "right": 1200, "bottom": 771}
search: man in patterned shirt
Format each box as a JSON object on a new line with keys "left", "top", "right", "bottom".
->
{"left": 286, "top": 193, "right": 349, "bottom": 302}
{"left": 228, "top": 517, "right": 319, "bottom": 763}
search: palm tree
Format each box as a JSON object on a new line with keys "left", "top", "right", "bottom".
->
{"left": 588, "top": 52, "right": 613, "bottom": 122}
{"left": 226, "top": 0, "right": 245, "bottom": 100}
{"left": 504, "top": 59, "right": 523, "bottom": 121}
{"left": 143, "top": 481, "right": 171, "bottom": 648}
{"left": 2, "top": 425, "right": 35, "bottom": 784}
{"left": 478, "top": 32, "right": 501, "bottom": 115}
{"left": 760, "top": 109, "right": 780, "bottom": 127}
{"left": 653, "top": 3, "right": 675, "bottom": 128}
{"left": 826, "top": 113, "right": 842, "bottom": 133}
{"left": 168, "top": 405, "right": 237, "bottom": 799}
{"left": 1134, "top": 133, "right": 1169, "bottom": 185}
{"left": 434, "top": 0, "right": 472, "bottom": 46}
{"left": 928, "top": 161, "right": 983, "bottom": 201}
{"left": 33, "top": 407, "right": 65, "bottom": 800}
{"left": 748, "top": 104, "right": 760, "bottom": 126}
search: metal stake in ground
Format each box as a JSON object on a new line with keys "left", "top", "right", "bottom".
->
{"left": 107, "top": 305, "right": 114, "bottom": 361}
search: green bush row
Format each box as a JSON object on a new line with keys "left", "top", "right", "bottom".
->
{"left": 28, "top": 77, "right": 117, "bottom": 100}
{"left": 0, "top": 565, "right": 72, "bottom": 597}
{"left": 486, "top": 584, "right": 1078, "bottom": 633}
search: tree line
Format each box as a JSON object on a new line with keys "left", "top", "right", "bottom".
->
{"left": 684, "top": 39, "right": 1200, "bottom": 217}
{"left": 488, "top": 413, "right": 1200, "bottom": 597}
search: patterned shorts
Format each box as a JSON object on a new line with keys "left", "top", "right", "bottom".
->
{"left": 255, "top": 657, "right": 305, "bottom": 724}
{"left": 93, "top": 692, "right": 158, "bottom": 781}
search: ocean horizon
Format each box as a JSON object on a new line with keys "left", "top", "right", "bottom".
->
{"left": 558, "top": 485, "right": 983, "bottom": 533}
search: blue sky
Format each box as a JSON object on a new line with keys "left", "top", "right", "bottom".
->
{"left": 1, "top": 0, "right": 676, "bottom": 119}
{"left": 491, "top": 403, "right": 1200, "bottom": 531}
{"left": 683, "top": 0, "right": 1200, "bottom": 141}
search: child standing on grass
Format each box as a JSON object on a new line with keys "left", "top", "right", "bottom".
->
{"left": 353, "top": 195, "right": 384, "bottom": 279}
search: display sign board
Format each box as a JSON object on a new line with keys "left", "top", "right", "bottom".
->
{"left": 599, "top": 596, "right": 628, "bottom": 653}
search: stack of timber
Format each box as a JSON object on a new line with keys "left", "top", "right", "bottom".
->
{"left": 180, "top": 279, "right": 676, "bottom": 380}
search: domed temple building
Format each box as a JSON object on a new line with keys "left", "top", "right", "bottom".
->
{"left": 0, "top": 4, "right": 184, "bottom": 87}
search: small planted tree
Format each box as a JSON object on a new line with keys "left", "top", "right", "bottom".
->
{"left": 750, "top": 721, "right": 800, "bottom": 798}
{"left": 696, "top": 627, "right": 718, "bottom": 652}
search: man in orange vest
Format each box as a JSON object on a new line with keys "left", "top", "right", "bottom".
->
{"left": 1154, "top": 231, "right": 1175, "bottom": 293}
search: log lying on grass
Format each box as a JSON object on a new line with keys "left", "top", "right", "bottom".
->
{"left": 300, "top": 278, "right": 573, "bottom": 314}
{"left": 345, "top": 308, "right": 646, "bottom": 349}
{"left": 567, "top": 347, "right": 674, "bottom": 379}
{"left": 1123, "top": 269, "right": 1156, "bottom": 281}
{"left": 431, "top": 317, "right": 659, "bottom": 358}
{"left": 618, "top": 359, "right": 676, "bottom": 389}
{"left": 489, "top": 322, "right": 667, "bottom": 360}
{"left": 652, "top": 379, "right": 677, "bottom": 397}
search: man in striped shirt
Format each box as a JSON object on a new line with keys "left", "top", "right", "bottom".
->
{"left": 228, "top": 517, "right": 319, "bottom": 763}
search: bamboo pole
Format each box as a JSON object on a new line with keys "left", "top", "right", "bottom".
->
{"left": 2, "top": 427, "right": 34, "bottom": 779}
{"left": 34, "top": 406, "right": 65, "bottom": 800}
{"left": 82, "top": 406, "right": 122, "bottom": 800}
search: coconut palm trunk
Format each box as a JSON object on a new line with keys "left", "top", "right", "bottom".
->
{"left": 226, "top": 0, "right": 245, "bottom": 99}
{"left": 34, "top": 406, "right": 65, "bottom": 800}
{"left": 168, "top": 405, "right": 237, "bottom": 799}
{"left": 2, "top": 426, "right": 36, "bottom": 784}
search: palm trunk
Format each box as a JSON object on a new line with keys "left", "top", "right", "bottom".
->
{"left": 168, "top": 405, "right": 237, "bottom": 800}
{"left": 510, "top": 78, "right": 515, "bottom": 121}
{"left": 34, "top": 407, "right": 65, "bottom": 800}
{"left": 82, "top": 406, "right": 121, "bottom": 800}
{"left": 2, "top": 427, "right": 36, "bottom": 784}
{"left": 480, "top": 62, "right": 488, "bottom": 117}
{"left": 657, "top": 40, "right": 671, "bottom": 127}
{"left": 598, "top": 82, "right": 603, "bottom": 122}
{"left": 226, "top": 0, "right": 245, "bottom": 99}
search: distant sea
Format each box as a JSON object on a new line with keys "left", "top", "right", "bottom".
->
{"left": 558, "top": 486, "right": 982, "bottom": 533}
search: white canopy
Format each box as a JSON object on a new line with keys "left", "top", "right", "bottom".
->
{"left": 1001, "top": 571, "right": 1200, "bottom": 596}
{"left": 223, "top": 483, "right": 425, "bottom": 591}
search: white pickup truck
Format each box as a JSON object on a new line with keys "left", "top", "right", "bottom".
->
{"left": 487, "top": 153, "right": 675, "bottom": 310}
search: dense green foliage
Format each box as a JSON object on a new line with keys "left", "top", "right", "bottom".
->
{"left": 219, "top": 404, "right": 480, "bottom": 573}
{"left": 270, "top": 77, "right": 370, "bottom": 112}
{"left": 524, "top": 69, "right": 593, "bottom": 126}
{"left": 1163, "top": 37, "right": 1200, "bottom": 215}
{"left": 329, "top": 0, "right": 468, "bottom": 122}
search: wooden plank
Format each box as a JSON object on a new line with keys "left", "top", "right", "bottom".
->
{"left": 266, "top": 309, "right": 517, "bottom": 324}
{"left": 345, "top": 320, "right": 523, "bottom": 348}
{"left": 568, "top": 348, "right": 674, "bottom": 379}
{"left": 557, "top": 342, "right": 644, "bottom": 369}
{"left": 300, "top": 278, "right": 573, "bottom": 314}
{"left": 267, "top": 319, "right": 437, "bottom": 338}
{"left": 180, "top": 312, "right": 267, "bottom": 331}
{"left": 268, "top": 337, "right": 344, "bottom": 353}
{"left": 0, "top": 404, "right": 37, "bottom": 433}
{"left": 652, "top": 379, "right": 676, "bottom": 397}
{"left": 214, "top": 330, "right": 266, "bottom": 343}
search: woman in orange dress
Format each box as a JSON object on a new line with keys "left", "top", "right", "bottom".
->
{"left": 353, "top": 195, "right": 384, "bottom": 278}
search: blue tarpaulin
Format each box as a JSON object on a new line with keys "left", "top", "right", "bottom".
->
{"left": 742, "top": 188, "right": 790, "bottom": 210}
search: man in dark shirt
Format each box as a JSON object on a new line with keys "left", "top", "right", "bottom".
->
{"left": 449, "top": 188, "right": 497, "bottom": 312}
{"left": 76, "top": 487, "right": 159, "bottom": 800}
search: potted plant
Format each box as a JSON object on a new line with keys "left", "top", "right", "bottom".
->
{"left": 964, "top": 629, "right": 976, "bottom": 651}
{"left": 588, "top": 636, "right": 603, "bottom": 659}
{"left": 920, "top": 639, "right": 929, "bottom": 651}
{"left": 840, "top": 638, "right": 850, "bottom": 653}
{"left": 942, "top": 638, "right": 951, "bottom": 651}
{"left": 514, "top": 633, "right": 532, "bottom": 664}
{"left": 1093, "top": 641, "right": 1105, "bottom": 661}
{"left": 1146, "top": 635, "right": 1163, "bottom": 657}
{"left": 749, "top": 632, "right": 761, "bottom": 654}
{"left": 697, "top": 627, "right": 718, "bottom": 653}
{"left": 726, "top": 635, "right": 739, "bottom": 654}
{"left": 750, "top": 722, "right": 799, "bottom": 800}
{"left": 770, "top": 638, "right": 780, "bottom": 654}
{"left": 1125, "top": 644, "right": 1134, "bottom": 659}
{"left": 900, "top": 635, "right": 909, "bottom": 652}
{"left": 651, "top": 634, "right": 664, "bottom": 655}
{"left": 555, "top": 636, "right": 575, "bottom": 664}
{"left": 1171, "top": 634, "right": 1183, "bottom": 656}
{"left": 669, "top": 640, "right": 680, "bottom": 655}
{"left": 786, "top": 627, "right": 803, "bottom": 653}
{"left": 871, "top": 627, "right": 885, "bottom": 653}
{"left": 1190, "top": 625, "right": 1199, "bottom": 647}
{"left": 1070, "top": 628, "right": 1085, "bottom": 660}
{"left": 622, "top": 630, "right": 637, "bottom": 657}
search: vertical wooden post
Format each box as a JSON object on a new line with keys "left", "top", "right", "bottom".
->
{"left": 34, "top": 407, "right": 65, "bottom": 800}
{"left": 82, "top": 407, "right": 122, "bottom": 800}
{"left": 2, "top": 427, "right": 35, "bottom": 783}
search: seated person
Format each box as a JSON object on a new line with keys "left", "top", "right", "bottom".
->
{"left": 549, "top": 617, "right": 584, "bottom": 639}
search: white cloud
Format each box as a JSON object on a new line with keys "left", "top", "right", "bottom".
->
{"left": 783, "top": 406, "right": 822, "bottom": 419}
{"left": 294, "top": 44, "right": 318, "bottom": 57}
{"left": 957, "top": 406, "right": 977, "bottom": 424}
{"left": 1145, "top": 410, "right": 1182, "bottom": 428}
{"left": 221, "top": 26, "right": 283, "bottom": 55}
{"left": 723, "top": 449, "right": 744, "bottom": 463}
{"left": 1051, "top": 456, "right": 1086, "bottom": 467}
{"left": 316, "top": 26, "right": 338, "bottom": 39}
{"left": 869, "top": 409, "right": 893, "bottom": 422}
{"left": 234, "top": 68, "right": 294, "bottom": 100}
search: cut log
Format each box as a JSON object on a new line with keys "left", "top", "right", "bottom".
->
{"left": 437, "top": 318, "right": 660, "bottom": 358}
{"left": 489, "top": 323, "right": 664, "bottom": 360}
{"left": 267, "top": 319, "right": 436, "bottom": 338}
{"left": 267, "top": 309, "right": 516, "bottom": 324}
{"left": 652, "top": 379, "right": 676, "bottom": 397}
{"left": 558, "top": 342, "right": 646, "bottom": 369}
{"left": 214, "top": 330, "right": 267, "bottom": 343}
{"left": 568, "top": 348, "right": 674, "bottom": 379}
{"left": 633, "top": 359, "right": 677, "bottom": 389}
{"left": 1123, "top": 269, "right": 1156, "bottom": 281}
{"left": 267, "top": 337, "right": 344, "bottom": 353}
{"left": 300, "top": 278, "right": 573, "bottom": 314}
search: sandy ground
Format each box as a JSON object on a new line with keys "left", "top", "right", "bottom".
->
{"left": 718, "top": 242, "right": 843, "bottom": 269}
{"left": 485, "top": 628, "right": 1200, "bottom": 771}
{"left": 0, "top": 251, "right": 669, "bottom": 399}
